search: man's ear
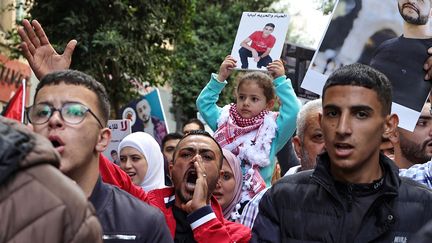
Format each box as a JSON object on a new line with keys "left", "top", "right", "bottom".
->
{"left": 95, "top": 127, "right": 111, "bottom": 152}
{"left": 292, "top": 136, "right": 302, "bottom": 161}
{"left": 168, "top": 161, "right": 174, "bottom": 178}
{"left": 383, "top": 114, "right": 399, "bottom": 140}
{"left": 389, "top": 129, "right": 399, "bottom": 145}
{"left": 266, "top": 99, "right": 275, "bottom": 110}
{"left": 318, "top": 111, "right": 323, "bottom": 128}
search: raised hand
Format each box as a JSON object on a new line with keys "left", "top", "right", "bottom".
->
{"left": 18, "top": 19, "right": 76, "bottom": 79}
{"left": 217, "top": 55, "right": 237, "bottom": 82}
{"left": 267, "top": 59, "right": 285, "bottom": 79}
{"left": 424, "top": 48, "right": 432, "bottom": 80}
{"left": 179, "top": 156, "right": 209, "bottom": 214}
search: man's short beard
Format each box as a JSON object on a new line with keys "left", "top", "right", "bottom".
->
{"left": 400, "top": 136, "right": 431, "bottom": 164}
{"left": 140, "top": 115, "right": 150, "bottom": 123}
{"left": 175, "top": 186, "right": 192, "bottom": 204}
{"left": 300, "top": 148, "right": 315, "bottom": 171}
{"left": 399, "top": 5, "right": 429, "bottom": 25}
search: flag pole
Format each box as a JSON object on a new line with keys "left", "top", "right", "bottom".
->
{"left": 21, "top": 79, "right": 26, "bottom": 123}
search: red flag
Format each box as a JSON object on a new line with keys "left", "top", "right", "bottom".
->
{"left": 3, "top": 81, "right": 25, "bottom": 122}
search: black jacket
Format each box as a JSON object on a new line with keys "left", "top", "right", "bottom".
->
{"left": 89, "top": 177, "right": 173, "bottom": 243}
{"left": 252, "top": 153, "right": 432, "bottom": 243}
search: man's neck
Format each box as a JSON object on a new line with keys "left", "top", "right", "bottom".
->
{"left": 144, "top": 120, "right": 155, "bottom": 136}
{"left": 403, "top": 22, "right": 432, "bottom": 39}
{"left": 395, "top": 156, "right": 415, "bottom": 169}
{"left": 66, "top": 154, "right": 100, "bottom": 198}
{"left": 331, "top": 156, "right": 383, "bottom": 184}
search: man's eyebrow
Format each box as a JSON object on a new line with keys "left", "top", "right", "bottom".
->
{"left": 322, "top": 104, "right": 339, "bottom": 110}
{"left": 350, "top": 105, "right": 374, "bottom": 112}
{"left": 179, "top": 147, "right": 215, "bottom": 154}
{"left": 323, "top": 104, "right": 373, "bottom": 110}
{"left": 419, "top": 115, "right": 432, "bottom": 120}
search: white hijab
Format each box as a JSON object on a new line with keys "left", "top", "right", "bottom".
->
{"left": 118, "top": 132, "right": 165, "bottom": 191}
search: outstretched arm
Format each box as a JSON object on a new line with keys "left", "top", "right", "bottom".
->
{"left": 424, "top": 48, "right": 432, "bottom": 80}
{"left": 196, "top": 55, "right": 236, "bottom": 131}
{"left": 18, "top": 19, "right": 76, "bottom": 79}
{"left": 268, "top": 60, "right": 300, "bottom": 153}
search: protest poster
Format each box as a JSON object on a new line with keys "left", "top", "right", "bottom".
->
{"left": 301, "top": 0, "right": 432, "bottom": 131}
{"left": 230, "top": 12, "right": 290, "bottom": 71}
{"left": 120, "top": 88, "right": 168, "bottom": 145}
{"left": 103, "top": 119, "right": 131, "bottom": 165}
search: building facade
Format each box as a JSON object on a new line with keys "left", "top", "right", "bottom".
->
{"left": 0, "top": 0, "right": 33, "bottom": 113}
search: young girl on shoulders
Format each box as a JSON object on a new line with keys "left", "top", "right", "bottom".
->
{"left": 196, "top": 55, "right": 300, "bottom": 202}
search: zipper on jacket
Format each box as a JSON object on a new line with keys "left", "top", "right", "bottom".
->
{"left": 347, "top": 184, "right": 353, "bottom": 212}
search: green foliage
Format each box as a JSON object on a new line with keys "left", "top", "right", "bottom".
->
{"left": 25, "top": 0, "right": 195, "bottom": 116}
{"left": 314, "top": 0, "right": 336, "bottom": 15}
{"left": 170, "top": 0, "right": 275, "bottom": 122}
{"left": 6, "top": 0, "right": 277, "bottom": 122}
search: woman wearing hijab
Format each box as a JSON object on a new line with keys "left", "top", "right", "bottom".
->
{"left": 118, "top": 132, "right": 165, "bottom": 191}
{"left": 213, "top": 149, "right": 243, "bottom": 221}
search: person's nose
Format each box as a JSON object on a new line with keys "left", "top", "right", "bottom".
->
{"left": 192, "top": 153, "right": 202, "bottom": 163}
{"left": 336, "top": 112, "right": 352, "bottom": 137}
{"left": 428, "top": 122, "right": 432, "bottom": 137}
{"left": 124, "top": 158, "right": 133, "bottom": 169}
{"left": 215, "top": 178, "right": 222, "bottom": 190}
{"left": 47, "top": 110, "right": 65, "bottom": 129}
{"left": 243, "top": 98, "right": 250, "bottom": 107}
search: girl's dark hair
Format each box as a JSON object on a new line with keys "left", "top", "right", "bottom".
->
{"left": 236, "top": 72, "right": 275, "bottom": 102}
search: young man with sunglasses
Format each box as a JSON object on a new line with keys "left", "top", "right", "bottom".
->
{"left": 27, "top": 70, "right": 172, "bottom": 242}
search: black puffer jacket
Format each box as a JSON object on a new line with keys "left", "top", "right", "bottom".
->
{"left": 252, "top": 152, "right": 432, "bottom": 243}
{"left": 0, "top": 117, "right": 102, "bottom": 243}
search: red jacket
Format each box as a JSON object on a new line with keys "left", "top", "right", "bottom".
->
{"left": 99, "top": 154, "right": 251, "bottom": 242}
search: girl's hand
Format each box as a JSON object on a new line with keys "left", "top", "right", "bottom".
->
{"left": 267, "top": 60, "right": 285, "bottom": 79}
{"left": 217, "top": 55, "right": 237, "bottom": 82}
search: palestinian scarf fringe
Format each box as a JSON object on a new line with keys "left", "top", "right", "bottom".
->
{"left": 214, "top": 104, "right": 278, "bottom": 202}
{"left": 214, "top": 104, "right": 277, "bottom": 168}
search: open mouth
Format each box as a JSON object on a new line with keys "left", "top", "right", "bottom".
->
{"left": 335, "top": 143, "right": 353, "bottom": 149}
{"left": 51, "top": 140, "right": 61, "bottom": 148}
{"left": 48, "top": 135, "right": 65, "bottom": 153}
{"left": 127, "top": 172, "right": 137, "bottom": 178}
{"left": 185, "top": 169, "right": 197, "bottom": 191}
{"left": 334, "top": 143, "right": 354, "bottom": 157}
{"left": 213, "top": 191, "right": 223, "bottom": 199}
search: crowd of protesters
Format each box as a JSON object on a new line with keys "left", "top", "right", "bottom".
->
{"left": 4, "top": 1, "right": 432, "bottom": 242}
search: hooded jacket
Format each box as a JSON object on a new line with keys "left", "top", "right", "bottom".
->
{"left": 0, "top": 117, "right": 102, "bottom": 243}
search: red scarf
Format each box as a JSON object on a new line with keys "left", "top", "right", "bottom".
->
{"left": 214, "top": 104, "right": 268, "bottom": 153}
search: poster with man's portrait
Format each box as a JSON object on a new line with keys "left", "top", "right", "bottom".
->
{"left": 301, "top": 0, "right": 432, "bottom": 131}
{"left": 120, "top": 88, "right": 169, "bottom": 146}
{"left": 103, "top": 119, "right": 131, "bottom": 165}
{"left": 230, "top": 12, "right": 290, "bottom": 71}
